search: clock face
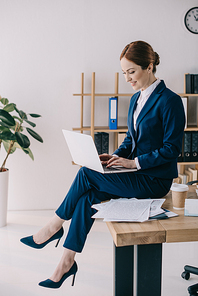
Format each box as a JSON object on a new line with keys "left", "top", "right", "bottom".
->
{"left": 184, "top": 7, "right": 198, "bottom": 34}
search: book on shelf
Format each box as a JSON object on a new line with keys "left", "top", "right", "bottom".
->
{"left": 185, "top": 74, "right": 192, "bottom": 94}
{"left": 180, "top": 131, "right": 198, "bottom": 163}
{"left": 183, "top": 131, "right": 191, "bottom": 162}
{"left": 109, "top": 97, "right": 118, "bottom": 129}
{"left": 187, "top": 96, "right": 198, "bottom": 127}
{"left": 94, "top": 132, "right": 109, "bottom": 155}
{"left": 118, "top": 132, "right": 126, "bottom": 147}
{"left": 185, "top": 169, "right": 193, "bottom": 182}
{"left": 185, "top": 74, "right": 198, "bottom": 94}
{"left": 188, "top": 167, "right": 198, "bottom": 183}
{"left": 181, "top": 97, "right": 187, "bottom": 129}
{"left": 173, "top": 177, "right": 182, "bottom": 184}
{"left": 177, "top": 168, "right": 198, "bottom": 184}
{"left": 191, "top": 131, "right": 198, "bottom": 162}
{"left": 194, "top": 75, "right": 198, "bottom": 94}
{"left": 177, "top": 152, "right": 183, "bottom": 162}
{"left": 101, "top": 132, "right": 109, "bottom": 154}
{"left": 178, "top": 173, "right": 189, "bottom": 184}
{"left": 95, "top": 133, "right": 102, "bottom": 155}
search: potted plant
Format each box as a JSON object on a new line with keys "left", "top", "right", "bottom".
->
{"left": 0, "top": 96, "right": 43, "bottom": 227}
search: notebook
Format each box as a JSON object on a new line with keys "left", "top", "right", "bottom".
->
{"left": 62, "top": 130, "right": 137, "bottom": 174}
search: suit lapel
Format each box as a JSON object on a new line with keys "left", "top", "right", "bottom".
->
{"left": 135, "top": 80, "right": 166, "bottom": 132}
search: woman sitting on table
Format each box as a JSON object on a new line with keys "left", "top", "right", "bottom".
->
{"left": 20, "top": 40, "right": 185, "bottom": 289}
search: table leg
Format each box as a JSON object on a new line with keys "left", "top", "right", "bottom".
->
{"left": 136, "top": 243, "right": 162, "bottom": 296}
{"left": 114, "top": 244, "right": 134, "bottom": 296}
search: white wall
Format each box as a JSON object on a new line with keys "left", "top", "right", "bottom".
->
{"left": 0, "top": 0, "right": 197, "bottom": 210}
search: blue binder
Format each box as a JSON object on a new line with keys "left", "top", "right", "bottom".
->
{"left": 109, "top": 97, "right": 117, "bottom": 129}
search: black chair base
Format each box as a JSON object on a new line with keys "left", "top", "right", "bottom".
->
{"left": 181, "top": 265, "right": 198, "bottom": 295}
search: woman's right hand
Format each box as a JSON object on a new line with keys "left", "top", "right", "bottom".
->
{"left": 99, "top": 153, "right": 114, "bottom": 165}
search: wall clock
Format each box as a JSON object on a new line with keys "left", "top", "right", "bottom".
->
{"left": 184, "top": 7, "right": 198, "bottom": 34}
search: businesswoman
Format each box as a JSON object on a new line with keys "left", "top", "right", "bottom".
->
{"left": 20, "top": 40, "right": 185, "bottom": 289}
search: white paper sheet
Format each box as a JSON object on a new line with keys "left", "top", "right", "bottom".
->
{"left": 149, "top": 199, "right": 165, "bottom": 217}
{"left": 91, "top": 198, "right": 173, "bottom": 222}
{"left": 92, "top": 198, "right": 153, "bottom": 222}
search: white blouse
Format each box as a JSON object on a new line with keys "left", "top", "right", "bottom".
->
{"left": 134, "top": 78, "right": 161, "bottom": 169}
{"left": 133, "top": 78, "right": 161, "bottom": 131}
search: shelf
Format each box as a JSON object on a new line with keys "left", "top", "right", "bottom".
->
{"left": 73, "top": 126, "right": 128, "bottom": 133}
{"left": 73, "top": 126, "right": 198, "bottom": 133}
{"left": 73, "top": 72, "right": 198, "bottom": 154}
{"left": 74, "top": 93, "right": 198, "bottom": 97}
{"left": 178, "top": 162, "right": 198, "bottom": 165}
{"left": 73, "top": 93, "right": 133, "bottom": 97}
{"left": 185, "top": 127, "right": 198, "bottom": 131}
{"left": 178, "top": 93, "right": 198, "bottom": 97}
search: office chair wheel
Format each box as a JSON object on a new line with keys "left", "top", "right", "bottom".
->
{"left": 182, "top": 271, "right": 190, "bottom": 280}
{"left": 188, "top": 283, "right": 198, "bottom": 295}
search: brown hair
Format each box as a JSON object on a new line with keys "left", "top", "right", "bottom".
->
{"left": 120, "top": 41, "right": 160, "bottom": 74}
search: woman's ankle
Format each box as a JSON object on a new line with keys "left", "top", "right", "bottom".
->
{"left": 48, "top": 215, "right": 65, "bottom": 233}
{"left": 50, "top": 255, "right": 75, "bottom": 282}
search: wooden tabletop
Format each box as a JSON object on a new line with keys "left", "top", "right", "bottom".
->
{"left": 106, "top": 186, "right": 198, "bottom": 247}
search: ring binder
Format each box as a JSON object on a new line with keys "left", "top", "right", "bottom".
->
{"left": 183, "top": 131, "right": 191, "bottom": 162}
{"left": 191, "top": 131, "right": 198, "bottom": 162}
{"left": 109, "top": 97, "right": 118, "bottom": 129}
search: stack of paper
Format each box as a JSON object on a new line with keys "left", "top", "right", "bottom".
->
{"left": 91, "top": 198, "right": 167, "bottom": 222}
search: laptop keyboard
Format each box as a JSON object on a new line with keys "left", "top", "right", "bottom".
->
{"left": 102, "top": 165, "right": 121, "bottom": 172}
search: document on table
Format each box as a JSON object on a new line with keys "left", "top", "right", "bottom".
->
{"left": 149, "top": 199, "right": 165, "bottom": 217}
{"left": 91, "top": 198, "right": 166, "bottom": 222}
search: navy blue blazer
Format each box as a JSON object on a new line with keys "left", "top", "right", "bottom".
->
{"left": 113, "top": 80, "right": 185, "bottom": 179}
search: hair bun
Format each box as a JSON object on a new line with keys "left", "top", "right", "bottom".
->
{"left": 154, "top": 52, "right": 160, "bottom": 66}
{"left": 120, "top": 41, "right": 160, "bottom": 74}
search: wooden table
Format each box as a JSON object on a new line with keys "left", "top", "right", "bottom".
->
{"left": 106, "top": 187, "right": 198, "bottom": 296}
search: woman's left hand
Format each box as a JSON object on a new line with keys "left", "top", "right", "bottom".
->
{"left": 106, "top": 157, "right": 137, "bottom": 169}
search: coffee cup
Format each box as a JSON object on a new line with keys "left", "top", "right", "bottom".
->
{"left": 170, "top": 183, "right": 189, "bottom": 210}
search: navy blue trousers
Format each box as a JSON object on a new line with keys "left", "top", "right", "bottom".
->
{"left": 56, "top": 167, "right": 172, "bottom": 253}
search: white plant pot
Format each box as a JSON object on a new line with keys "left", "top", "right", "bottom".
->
{"left": 0, "top": 169, "right": 9, "bottom": 227}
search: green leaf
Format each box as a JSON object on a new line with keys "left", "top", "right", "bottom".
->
{"left": 0, "top": 126, "right": 9, "bottom": 132}
{"left": 29, "top": 113, "right": 41, "bottom": 118}
{"left": 0, "top": 121, "right": 14, "bottom": 128}
{"left": 12, "top": 116, "right": 23, "bottom": 123}
{"left": 14, "top": 106, "right": 27, "bottom": 120}
{"left": 23, "top": 147, "right": 34, "bottom": 160}
{"left": 0, "top": 98, "right": 9, "bottom": 105}
{"left": 24, "top": 119, "right": 36, "bottom": 127}
{"left": 13, "top": 141, "right": 22, "bottom": 149}
{"left": 2, "top": 140, "right": 17, "bottom": 154}
{"left": 18, "top": 110, "right": 27, "bottom": 120}
{"left": 3, "top": 103, "right": 16, "bottom": 112}
{"left": 26, "top": 128, "right": 43, "bottom": 143}
{"left": 15, "top": 132, "right": 30, "bottom": 148}
{"left": 14, "top": 105, "right": 20, "bottom": 113}
{"left": 0, "top": 109, "right": 15, "bottom": 126}
{"left": 0, "top": 131, "right": 16, "bottom": 141}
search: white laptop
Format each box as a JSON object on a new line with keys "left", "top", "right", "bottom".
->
{"left": 62, "top": 130, "right": 137, "bottom": 174}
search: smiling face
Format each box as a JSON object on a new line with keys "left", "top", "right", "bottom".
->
{"left": 120, "top": 57, "right": 156, "bottom": 91}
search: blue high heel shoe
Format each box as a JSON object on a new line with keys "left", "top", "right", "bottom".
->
{"left": 38, "top": 261, "right": 78, "bottom": 289}
{"left": 20, "top": 227, "right": 64, "bottom": 249}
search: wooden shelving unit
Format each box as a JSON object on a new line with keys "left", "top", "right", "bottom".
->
{"left": 178, "top": 74, "right": 198, "bottom": 174}
{"left": 73, "top": 73, "right": 198, "bottom": 172}
{"left": 73, "top": 72, "right": 133, "bottom": 150}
